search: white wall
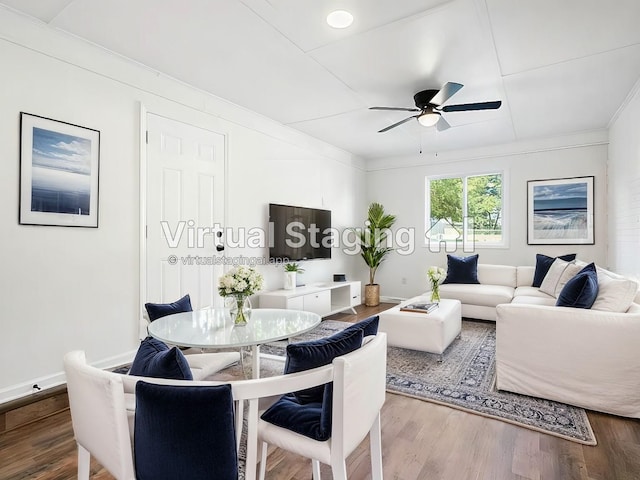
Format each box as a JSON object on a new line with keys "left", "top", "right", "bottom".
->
{"left": 0, "top": 9, "right": 365, "bottom": 403}
{"left": 608, "top": 84, "right": 640, "bottom": 280}
{"left": 366, "top": 134, "right": 609, "bottom": 299}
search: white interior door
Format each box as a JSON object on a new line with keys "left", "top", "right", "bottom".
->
{"left": 145, "top": 113, "right": 226, "bottom": 312}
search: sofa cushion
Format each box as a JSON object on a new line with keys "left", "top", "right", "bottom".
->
{"left": 477, "top": 264, "right": 517, "bottom": 288}
{"left": 516, "top": 266, "right": 535, "bottom": 287}
{"left": 532, "top": 254, "right": 577, "bottom": 287}
{"left": 591, "top": 269, "right": 638, "bottom": 312}
{"left": 443, "top": 254, "right": 480, "bottom": 284}
{"left": 439, "top": 283, "right": 514, "bottom": 308}
{"left": 539, "top": 258, "right": 572, "bottom": 296}
{"left": 514, "top": 286, "right": 554, "bottom": 298}
{"left": 556, "top": 263, "right": 598, "bottom": 309}
{"left": 553, "top": 261, "right": 588, "bottom": 297}
{"left": 510, "top": 295, "right": 556, "bottom": 306}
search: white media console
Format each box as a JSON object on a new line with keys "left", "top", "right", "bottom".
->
{"left": 258, "top": 281, "right": 361, "bottom": 318}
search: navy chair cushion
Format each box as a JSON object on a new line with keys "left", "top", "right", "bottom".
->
{"left": 260, "top": 393, "right": 332, "bottom": 441}
{"left": 442, "top": 254, "right": 480, "bottom": 284}
{"left": 556, "top": 262, "right": 599, "bottom": 309}
{"left": 532, "top": 254, "right": 576, "bottom": 287}
{"left": 283, "top": 327, "right": 364, "bottom": 404}
{"left": 134, "top": 382, "right": 237, "bottom": 480}
{"left": 341, "top": 315, "right": 380, "bottom": 338}
{"left": 261, "top": 324, "right": 365, "bottom": 440}
{"left": 144, "top": 294, "right": 192, "bottom": 322}
{"left": 129, "top": 337, "right": 193, "bottom": 380}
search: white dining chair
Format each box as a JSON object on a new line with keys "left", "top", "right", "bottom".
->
{"left": 64, "top": 331, "right": 387, "bottom": 480}
{"left": 257, "top": 332, "right": 387, "bottom": 480}
{"left": 64, "top": 351, "right": 239, "bottom": 480}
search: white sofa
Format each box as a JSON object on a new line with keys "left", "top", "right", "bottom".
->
{"left": 437, "top": 264, "right": 552, "bottom": 321}
{"left": 437, "top": 263, "right": 640, "bottom": 418}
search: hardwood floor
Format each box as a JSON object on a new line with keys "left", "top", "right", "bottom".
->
{"left": 2, "top": 304, "right": 640, "bottom": 480}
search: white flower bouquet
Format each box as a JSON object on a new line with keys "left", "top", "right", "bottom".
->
{"left": 218, "top": 266, "right": 264, "bottom": 298}
{"left": 427, "top": 266, "right": 446, "bottom": 302}
{"left": 218, "top": 266, "right": 264, "bottom": 325}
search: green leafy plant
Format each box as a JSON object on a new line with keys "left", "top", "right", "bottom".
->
{"left": 354, "top": 202, "right": 397, "bottom": 285}
{"left": 284, "top": 262, "right": 305, "bottom": 273}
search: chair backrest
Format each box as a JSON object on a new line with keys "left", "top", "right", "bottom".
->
{"left": 134, "top": 381, "right": 238, "bottom": 480}
{"left": 63, "top": 351, "right": 136, "bottom": 479}
{"left": 331, "top": 332, "right": 387, "bottom": 457}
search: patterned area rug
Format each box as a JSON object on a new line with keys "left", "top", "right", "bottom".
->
{"left": 259, "top": 319, "right": 597, "bottom": 445}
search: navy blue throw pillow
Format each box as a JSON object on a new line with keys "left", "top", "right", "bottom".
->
{"left": 442, "top": 254, "right": 480, "bottom": 284}
{"left": 134, "top": 382, "right": 237, "bottom": 480}
{"left": 145, "top": 294, "right": 192, "bottom": 322}
{"left": 284, "top": 327, "right": 364, "bottom": 404}
{"left": 341, "top": 315, "right": 379, "bottom": 339}
{"left": 260, "top": 393, "right": 332, "bottom": 441}
{"left": 556, "top": 263, "right": 599, "bottom": 309}
{"left": 129, "top": 337, "right": 193, "bottom": 380}
{"left": 532, "top": 254, "right": 576, "bottom": 287}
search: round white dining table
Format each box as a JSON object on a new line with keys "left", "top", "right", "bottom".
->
{"left": 147, "top": 307, "right": 322, "bottom": 378}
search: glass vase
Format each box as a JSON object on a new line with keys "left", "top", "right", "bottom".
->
{"left": 430, "top": 284, "right": 440, "bottom": 303}
{"left": 226, "top": 296, "right": 252, "bottom": 326}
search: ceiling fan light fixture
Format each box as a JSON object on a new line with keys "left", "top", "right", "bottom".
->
{"left": 417, "top": 111, "right": 441, "bottom": 127}
{"left": 327, "top": 10, "right": 353, "bottom": 28}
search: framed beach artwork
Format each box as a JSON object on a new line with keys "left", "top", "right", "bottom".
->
{"left": 527, "top": 176, "right": 594, "bottom": 245}
{"left": 19, "top": 113, "right": 100, "bottom": 227}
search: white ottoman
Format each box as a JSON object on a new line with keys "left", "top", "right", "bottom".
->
{"left": 378, "top": 298, "right": 462, "bottom": 354}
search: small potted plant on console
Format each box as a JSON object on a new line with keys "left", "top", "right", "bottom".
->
{"left": 283, "top": 262, "right": 305, "bottom": 290}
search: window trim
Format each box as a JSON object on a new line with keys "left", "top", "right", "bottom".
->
{"left": 425, "top": 170, "right": 509, "bottom": 249}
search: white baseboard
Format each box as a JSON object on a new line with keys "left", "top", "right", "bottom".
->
{"left": 379, "top": 296, "right": 405, "bottom": 304}
{"left": 0, "top": 349, "right": 137, "bottom": 405}
{"left": 0, "top": 373, "right": 67, "bottom": 404}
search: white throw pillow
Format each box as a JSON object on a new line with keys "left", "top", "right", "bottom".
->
{"left": 591, "top": 271, "right": 639, "bottom": 312}
{"left": 553, "top": 260, "right": 588, "bottom": 297}
{"left": 539, "top": 258, "right": 573, "bottom": 296}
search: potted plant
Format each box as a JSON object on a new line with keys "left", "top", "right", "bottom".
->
{"left": 354, "top": 202, "right": 397, "bottom": 306}
{"left": 283, "top": 262, "right": 305, "bottom": 290}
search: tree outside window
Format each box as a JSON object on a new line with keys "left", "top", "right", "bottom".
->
{"left": 426, "top": 173, "right": 503, "bottom": 246}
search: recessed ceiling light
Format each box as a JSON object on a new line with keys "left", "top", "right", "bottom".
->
{"left": 327, "top": 10, "right": 353, "bottom": 29}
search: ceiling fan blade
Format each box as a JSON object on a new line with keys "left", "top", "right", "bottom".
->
{"left": 429, "top": 82, "right": 464, "bottom": 106}
{"left": 436, "top": 116, "right": 451, "bottom": 132}
{"left": 369, "top": 106, "right": 420, "bottom": 112}
{"left": 378, "top": 115, "right": 419, "bottom": 133}
{"left": 440, "top": 100, "right": 502, "bottom": 112}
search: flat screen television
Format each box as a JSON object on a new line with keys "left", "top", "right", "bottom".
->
{"left": 269, "top": 203, "right": 331, "bottom": 261}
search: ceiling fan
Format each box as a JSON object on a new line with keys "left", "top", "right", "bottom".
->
{"left": 370, "top": 82, "right": 501, "bottom": 133}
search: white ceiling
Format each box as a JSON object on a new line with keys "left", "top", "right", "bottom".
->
{"left": 3, "top": 0, "right": 640, "bottom": 160}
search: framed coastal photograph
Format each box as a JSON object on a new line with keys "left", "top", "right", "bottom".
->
{"left": 19, "top": 113, "right": 100, "bottom": 227}
{"left": 527, "top": 176, "right": 594, "bottom": 245}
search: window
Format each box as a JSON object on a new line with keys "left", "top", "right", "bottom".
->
{"left": 426, "top": 172, "right": 504, "bottom": 247}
